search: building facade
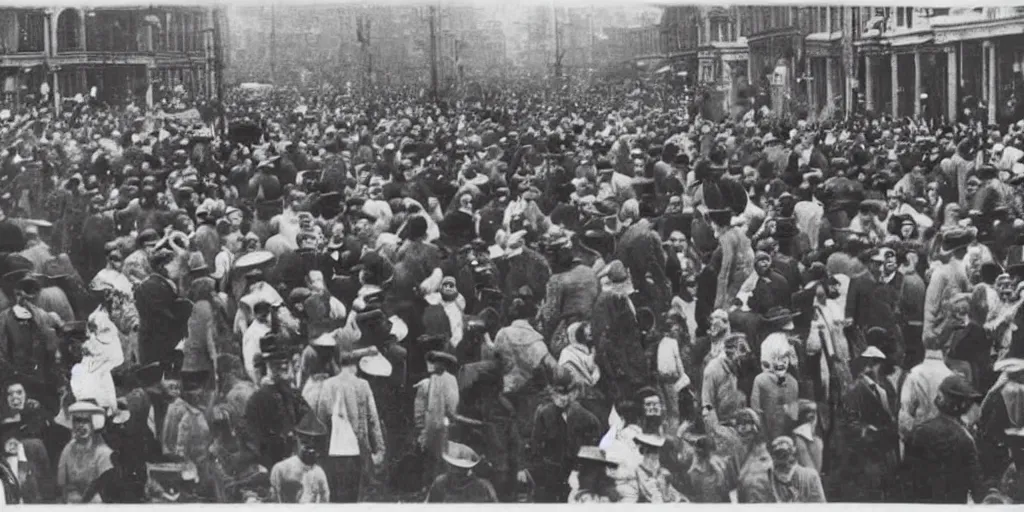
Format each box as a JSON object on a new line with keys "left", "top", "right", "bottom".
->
{"left": 857, "top": 7, "right": 1024, "bottom": 124}
{"left": 0, "top": 4, "right": 221, "bottom": 110}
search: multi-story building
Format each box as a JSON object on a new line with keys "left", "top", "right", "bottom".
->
{"left": 735, "top": 6, "right": 853, "bottom": 119}
{"left": 857, "top": 6, "right": 1024, "bottom": 123}
{"left": 0, "top": 4, "right": 221, "bottom": 110}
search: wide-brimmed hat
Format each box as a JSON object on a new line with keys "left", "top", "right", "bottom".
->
{"left": 576, "top": 446, "right": 617, "bottom": 465}
{"left": 390, "top": 315, "right": 408, "bottom": 342}
{"left": 294, "top": 412, "right": 329, "bottom": 438}
{"left": 357, "top": 347, "right": 393, "bottom": 377}
{"left": 426, "top": 350, "right": 458, "bottom": 368}
{"left": 355, "top": 309, "right": 392, "bottom": 331}
{"left": 0, "top": 418, "right": 24, "bottom": 442}
{"left": 940, "top": 227, "right": 976, "bottom": 255}
{"left": 634, "top": 433, "right": 666, "bottom": 449}
{"left": 442, "top": 441, "right": 481, "bottom": 469}
{"left": 68, "top": 401, "right": 106, "bottom": 430}
{"left": 234, "top": 250, "right": 275, "bottom": 272}
{"left": 761, "top": 306, "right": 796, "bottom": 327}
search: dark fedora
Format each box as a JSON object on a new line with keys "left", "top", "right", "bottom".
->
{"left": 761, "top": 306, "right": 797, "bottom": 327}
{"left": 940, "top": 227, "right": 976, "bottom": 255}
{"left": 294, "top": 412, "right": 329, "bottom": 438}
{"left": 426, "top": 350, "right": 458, "bottom": 368}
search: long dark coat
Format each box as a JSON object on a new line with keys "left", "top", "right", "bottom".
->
{"left": 827, "top": 376, "right": 900, "bottom": 502}
{"left": 903, "top": 415, "right": 987, "bottom": 503}
{"left": 592, "top": 290, "right": 650, "bottom": 405}
{"left": 135, "top": 274, "right": 189, "bottom": 365}
{"left": 615, "top": 219, "right": 670, "bottom": 314}
{"left": 244, "top": 382, "right": 310, "bottom": 471}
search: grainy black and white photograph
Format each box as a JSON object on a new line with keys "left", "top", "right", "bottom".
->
{"left": 0, "top": 0, "right": 1020, "bottom": 505}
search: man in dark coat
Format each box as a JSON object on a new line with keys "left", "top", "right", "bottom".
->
{"left": 135, "top": 250, "right": 189, "bottom": 365}
{"left": 846, "top": 247, "right": 904, "bottom": 362}
{"left": 274, "top": 232, "right": 320, "bottom": 292}
{"left": 614, "top": 200, "right": 669, "bottom": 315}
{"left": 526, "top": 372, "right": 601, "bottom": 503}
{"left": 244, "top": 333, "right": 309, "bottom": 471}
{"left": 748, "top": 250, "right": 791, "bottom": 316}
{"left": 0, "top": 276, "right": 62, "bottom": 412}
{"left": 829, "top": 346, "right": 899, "bottom": 502}
{"left": 903, "top": 375, "right": 987, "bottom": 503}
{"left": 495, "top": 230, "right": 550, "bottom": 323}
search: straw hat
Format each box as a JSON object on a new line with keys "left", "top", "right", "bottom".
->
{"left": 68, "top": 401, "right": 106, "bottom": 430}
{"left": 441, "top": 441, "right": 481, "bottom": 469}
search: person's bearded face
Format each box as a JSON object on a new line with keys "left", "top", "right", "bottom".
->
{"left": 642, "top": 395, "right": 663, "bottom": 432}
{"left": 772, "top": 452, "right": 797, "bottom": 482}
{"left": 71, "top": 417, "right": 93, "bottom": 441}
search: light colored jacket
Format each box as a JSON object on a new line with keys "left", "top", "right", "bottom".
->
{"left": 923, "top": 259, "right": 971, "bottom": 346}
{"left": 898, "top": 353, "right": 953, "bottom": 440}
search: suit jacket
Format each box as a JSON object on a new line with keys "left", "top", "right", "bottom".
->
{"left": 529, "top": 401, "right": 600, "bottom": 481}
{"left": 839, "top": 377, "right": 899, "bottom": 461}
{"left": 750, "top": 271, "right": 791, "bottom": 316}
{"left": 923, "top": 260, "right": 970, "bottom": 346}
{"left": 0, "top": 305, "right": 61, "bottom": 397}
{"left": 616, "top": 219, "right": 670, "bottom": 313}
{"left": 135, "top": 274, "right": 187, "bottom": 365}
{"left": 846, "top": 273, "right": 903, "bottom": 350}
{"left": 771, "top": 253, "right": 802, "bottom": 297}
{"left": 904, "top": 415, "right": 986, "bottom": 503}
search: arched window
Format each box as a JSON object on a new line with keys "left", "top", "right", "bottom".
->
{"left": 57, "top": 9, "right": 82, "bottom": 52}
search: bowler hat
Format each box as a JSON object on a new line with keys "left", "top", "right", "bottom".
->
{"left": 939, "top": 374, "right": 982, "bottom": 400}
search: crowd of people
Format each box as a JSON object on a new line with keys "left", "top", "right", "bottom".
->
{"left": 0, "top": 77, "right": 1021, "bottom": 504}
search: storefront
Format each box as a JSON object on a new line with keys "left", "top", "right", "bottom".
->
{"left": 747, "top": 27, "right": 803, "bottom": 114}
{"left": 805, "top": 32, "right": 842, "bottom": 120}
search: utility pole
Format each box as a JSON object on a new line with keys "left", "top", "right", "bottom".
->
{"left": 269, "top": 3, "right": 277, "bottom": 85}
{"left": 429, "top": 4, "right": 439, "bottom": 102}
{"left": 213, "top": 7, "right": 226, "bottom": 135}
{"left": 553, "top": 4, "right": 561, "bottom": 78}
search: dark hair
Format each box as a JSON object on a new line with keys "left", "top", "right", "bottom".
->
{"left": 617, "top": 399, "right": 642, "bottom": 425}
{"left": 509, "top": 297, "right": 536, "bottom": 320}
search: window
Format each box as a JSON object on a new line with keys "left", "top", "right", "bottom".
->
{"left": 819, "top": 7, "right": 828, "bottom": 32}
{"left": 18, "top": 11, "right": 45, "bottom": 53}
